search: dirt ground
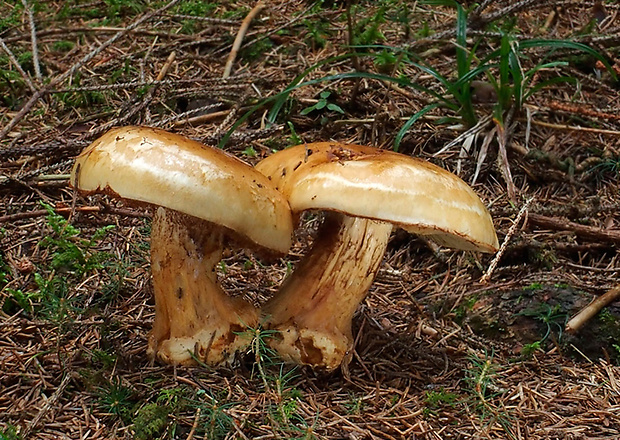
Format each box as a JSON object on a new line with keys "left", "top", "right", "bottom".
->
{"left": 1, "top": 0, "right": 619, "bottom": 439}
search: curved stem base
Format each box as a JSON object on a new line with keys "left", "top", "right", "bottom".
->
{"left": 147, "top": 208, "right": 258, "bottom": 365}
{"left": 262, "top": 214, "right": 392, "bottom": 370}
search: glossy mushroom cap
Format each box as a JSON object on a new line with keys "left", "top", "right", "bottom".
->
{"left": 71, "top": 126, "right": 293, "bottom": 253}
{"left": 256, "top": 142, "right": 498, "bottom": 253}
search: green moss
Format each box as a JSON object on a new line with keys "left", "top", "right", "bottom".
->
{"left": 132, "top": 403, "right": 170, "bottom": 440}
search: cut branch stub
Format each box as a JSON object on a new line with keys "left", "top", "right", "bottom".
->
{"left": 71, "top": 126, "right": 293, "bottom": 365}
{"left": 256, "top": 142, "right": 498, "bottom": 371}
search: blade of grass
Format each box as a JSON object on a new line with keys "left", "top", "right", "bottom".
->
{"left": 394, "top": 103, "right": 441, "bottom": 151}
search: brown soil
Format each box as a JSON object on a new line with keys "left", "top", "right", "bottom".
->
{"left": 1, "top": 0, "right": 619, "bottom": 439}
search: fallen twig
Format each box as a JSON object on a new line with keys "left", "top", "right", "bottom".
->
{"left": 481, "top": 197, "right": 533, "bottom": 284}
{"left": 0, "top": 37, "right": 37, "bottom": 92}
{"left": 172, "top": 107, "right": 251, "bottom": 126}
{"left": 223, "top": 1, "right": 265, "bottom": 79}
{"left": 21, "top": 373, "right": 72, "bottom": 438}
{"left": 527, "top": 213, "right": 620, "bottom": 244}
{"left": 21, "top": 0, "right": 42, "bottom": 81}
{"left": 530, "top": 120, "right": 620, "bottom": 136}
{"left": 566, "top": 285, "right": 620, "bottom": 333}
{"left": 0, "top": 205, "right": 150, "bottom": 224}
{"left": 0, "top": 0, "right": 181, "bottom": 143}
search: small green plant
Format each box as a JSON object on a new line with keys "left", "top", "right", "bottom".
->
{"left": 239, "top": 38, "right": 274, "bottom": 62}
{"left": 519, "top": 303, "right": 567, "bottom": 343}
{"left": 373, "top": 48, "right": 404, "bottom": 74}
{"left": 598, "top": 309, "right": 620, "bottom": 364}
{"left": 40, "top": 203, "right": 114, "bottom": 277}
{"left": 3, "top": 287, "right": 41, "bottom": 315}
{"left": 454, "top": 295, "right": 478, "bottom": 322}
{"left": 104, "top": 0, "right": 146, "bottom": 18}
{"left": 303, "top": 18, "right": 331, "bottom": 50}
{"left": 464, "top": 351, "right": 515, "bottom": 437}
{"left": 424, "top": 388, "right": 458, "bottom": 409}
{"left": 0, "top": 424, "right": 21, "bottom": 440}
{"left": 344, "top": 393, "right": 365, "bottom": 414}
{"left": 176, "top": 0, "right": 217, "bottom": 16}
{"left": 0, "top": 252, "right": 9, "bottom": 289}
{"left": 88, "top": 348, "right": 117, "bottom": 369}
{"left": 242, "top": 146, "right": 257, "bottom": 158}
{"left": 287, "top": 121, "right": 303, "bottom": 145}
{"left": 520, "top": 340, "right": 542, "bottom": 357}
{"left": 132, "top": 403, "right": 170, "bottom": 440}
{"left": 32, "top": 272, "right": 75, "bottom": 321}
{"left": 300, "top": 90, "right": 344, "bottom": 116}
{"left": 0, "top": 55, "right": 27, "bottom": 108}
{"left": 52, "top": 41, "right": 75, "bottom": 52}
{"left": 351, "top": 4, "right": 386, "bottom": 46}
{"left": 97, "top": 377, "right": 135, "bottom": 422}
{"left": 194, "top": 389, "right": 237, "bottom": 440}
{"left": 218, "top": 260, "right": 227, "bottom": 274}
{"left": 0, "top": 2, "right": 23, "bottom": 33}
{"left": 587, "top": 154, "right": 620, "bottom": 183}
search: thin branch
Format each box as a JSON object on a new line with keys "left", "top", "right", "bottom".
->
{"left": 481, "top": 197, "right": 533, "bottom": 284}
{"left": 527, "top": 213, "right": 620, "bottom": 244}
{"left": 0, "top": 0, "right": 181, "bottom": 143}
{"left": 223, "top": 1, "right": 265, "bottom": 79}
{"left": 0, "top": 37, "right": 37, "bottom": 92}
{"left": 566, "top": 285, "right": 620, "bottom": 333}
{"left": 21, "top": 373, "right": 72, "bottom": 438}
{"left": 530, "top": 119, "right": 620, "bottom": 136}
{"left": 21, "top": 0, "right": 41, "bottom": 81}
{"left": 0, "top": 205, "right": 150, "bottom": 224}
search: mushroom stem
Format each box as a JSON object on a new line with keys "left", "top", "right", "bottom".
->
{"left": 262, "top": 213, "right": 393, "bottom": 370}
{"left": 148, "top": 207, "right": 258, "bottom": 365}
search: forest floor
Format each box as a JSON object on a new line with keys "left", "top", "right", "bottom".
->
{"left": 1, "top": 0, "right": 619, "bottom": 439}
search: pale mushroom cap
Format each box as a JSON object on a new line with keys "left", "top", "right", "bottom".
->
{"left": 256, "top": 142, "right": 498, "bottom": 253}
{"left": 71, "top": 126, "right": 293, "bottom": 254}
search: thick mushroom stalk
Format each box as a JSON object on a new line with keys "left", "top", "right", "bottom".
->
{"left": 263, "top": 214, "right": 392, "bottom": 368}
{"left": 70, "top": 126, "right": 293, "bottom": 366}
{"left": 257, "top": 142, "right": 499, "bottom": 371}
{"left": 148, "top": 208, "right": 257, "bottom": 364}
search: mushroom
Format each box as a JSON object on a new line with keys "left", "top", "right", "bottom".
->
{"left": 70, "top": 126, "right": 293, "bottom": 366}
{"left": 256, "top": 142, "right": 498, "bottom": 370}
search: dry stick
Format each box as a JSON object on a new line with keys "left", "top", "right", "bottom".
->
{"left": 0, "top": 0, "right": 181, "bottom": 143}
{"left": 0, "top": 38, "right": 37, "bottom": 92}
{"left": 3, "top": 26, "right": 200, "bottom": 45}
{"left": 346, "top": 0, "right": 362, "bottom": 104}
{"left": 156, "top": 51, "right": 176, "bottom": 82}
{"left": 496, "top": 108, "right": 517, "bottom": 202}
{"left": 21, "top": 0, "right": 41, "bottom": 81}
{"left": 211, "top": 5, "right": 331, "bottom": 57}
{"left": 65, "top": 51, "right": 176, "bottom": 139}
{"left": 21, "top": 373, "right": 72, "bottom": 438}
{"left": 566, "top": 285, "right": 620, "bottom": 333}
{"left": 527, "top": 213, "right": 620, "bottom": 244}
{"left": 0, "top": 205, "right": 149, "bottom": 224}
{"left": 52, "top": 76, "right": 253, "bottom": 94}
{"left": 471, "top": 0, "right": 495, "bottom": 18}
{"left": 223, "top": 1, "right": 265, "bottom": 79}
{"left": 173, "top": 107, "right": 250, "bottom": 126}
{"left": 530, "top": 120, "right": 620, "bottom": 136}
{"left": 185, "top": 407, "right": 202, "bottom": 440}
{"left": 481, "top": 197, "right": 533, "bottom": 284}
{"left": 144, "top": 50, "right": 176, "bottom": 123}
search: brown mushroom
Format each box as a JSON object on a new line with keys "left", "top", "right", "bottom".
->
{"left": 71, "top": 126, "right": 293, "bottom": 365}
{"left": 256, "top": 142, "right": 498, "bottom": 370}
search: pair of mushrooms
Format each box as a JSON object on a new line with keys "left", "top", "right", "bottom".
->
{"left": 71, "top": 126, "right": 498, "bottom": 371}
